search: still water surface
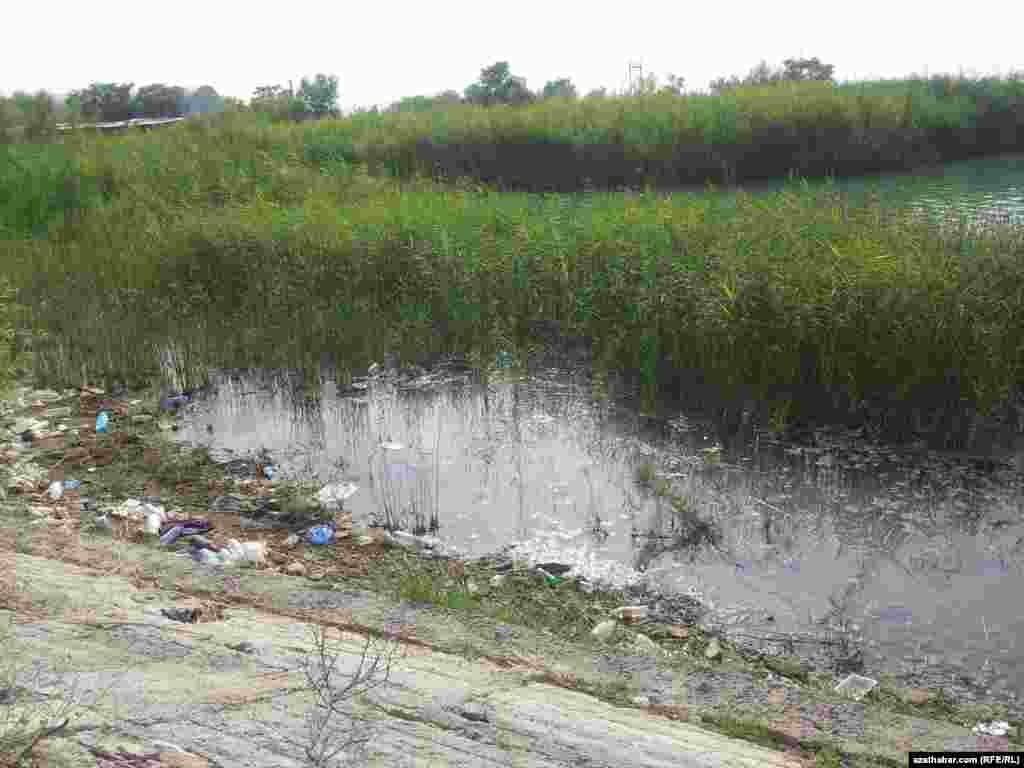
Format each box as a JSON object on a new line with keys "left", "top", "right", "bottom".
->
{"left": 165, "top": 153, "right": 1024, "bottom": 714}
{"left": 169, "top": 355, "right": 1024, "bottom": 714}
{"left": 702, "top": 152, "right": 1024, "bottom": 231}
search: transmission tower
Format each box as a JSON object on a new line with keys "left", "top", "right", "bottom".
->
{"left": 627, "top": 61, "right": 642, "bottom": 95}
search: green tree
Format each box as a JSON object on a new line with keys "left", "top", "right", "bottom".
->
{"left": 464, "top": 61, "right": 533, "bottom": 106}
{"left": 781, "top": 57, "right": 835, "bottom": 82}
{"left": 70, "top": 82, "right": 135, "bottom": 122}
{"left": 0, "top": 96, "right": 16, "bottom": 143}
{"left": 709, "top": 57, "right": 835, "bottom": 93}
{"left": 298, "top": 74, "right": 340, "bottom": 118}
{"left": 660, "top": 73, "right": 686, "bottom": 95}
{"left": 134, "top": 83, "right": 186, "bottom": 118}
{"left": 24, "top": 90, "right": 57, "bottom": 140}
{"left": 480, "top": 61, "right": 511, "bottom": 94}
{"left": 251, "top": 84, "right": 307, "bottom": 121}
{"left": 387, "top": 91, "right": 462, "bottom": 113}
{"left": 222, "top": 95, "right": 248, "bottom": 112}
{"left": 541, "top": 78, "right": 578, "bottom": 99}
{"left": 504, "top": 76, "right": 535, "bottom": 105}
{"left": 63, "top": 92, "right": 83, "bottom": 123}
{"left": 185, "top": 85, "right": 223, "bottom": 114}
{"left": 10, "top": 91, "right": 34, "bottom": 119}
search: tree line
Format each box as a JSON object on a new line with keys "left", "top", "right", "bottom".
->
{"left": 384, "top": 57, "right": 835, "bottom": 113}
{"left": 0, "top": 56, "right": 837, "bottom": 142}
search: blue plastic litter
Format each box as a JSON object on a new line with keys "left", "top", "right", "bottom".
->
{"left": 262, "top": 465, "right": 274, "bottom": 480}
{"left": 306, "top": 522, "right": 336, "bottom": 545}
{"left": 95, "top": 411, "right": 110, "bottom": 433}
{"left": 159, "top": 393, "right": 190, "bottom": 411}
{"left": 159, "top": 525, "right": 184, "bottom": 546}
{"left": 63, "top": 479, "right": 81, "bottom": 490}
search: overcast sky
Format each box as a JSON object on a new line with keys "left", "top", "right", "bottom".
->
{"left": 4, "top": 0, "right": 1021, "bottom": 110}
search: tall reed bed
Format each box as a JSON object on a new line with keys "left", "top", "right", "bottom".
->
{"left": 7, "top": 120, "right": 1024, "bottom": 438}
{"left": 315, "top": 74, "right": 1024, "bottom": 190}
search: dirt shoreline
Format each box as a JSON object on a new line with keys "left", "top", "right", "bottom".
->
{"left": 2, "top": 371, "right": 1022, "bottom": 766}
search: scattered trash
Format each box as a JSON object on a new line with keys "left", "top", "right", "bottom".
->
{"left": 220, "top": 538, "right": 267, "bottom": 565}
{"left": 613, "top": 605, "right": 649, "bottom": 624}
{"left": 380, "top": 441, "right": 405, "bottom": 451}
{"left": 63, "top": 478, "right": 81, "bottom": 490}
{"left": 591, "top": 619, "right": 616, "bottom": 640}
{"left": 94, "top": 513, "right": 113, "bottom": 531}
{"left": 973, "top": 720, "right": 1010, "bottom": 736}
{"left": 95, "top": 410, "right": 110, "bottom": 433}
{"left": 158, "top": 393, "right": 190, "bottom": 411}
{"left": 195, "top": 549, "right": 224, "bottom": 566}
{"left": 158, "top": 518, "right": 212, "bottom": 545}
{"left": 227, "top": 640, "right": 257, "bottom": 654}
{"left": 159, "top": 525, "right": 185, "bottom": 546}
{"left": 47, "top": 480, "right": 64, "bottom": 500}
{"left": 535, "top": 568, "right": 561, "bottom": 587}
{"left": 115, "top": 498, "right": 165, "bottom": 525}
{"left": 262, "top": 464, "right": 274, "bottom": 480}
{"left": 704, "top": 638, "right": 723, "bottom": 660}
{"left": 162, "top": 607, "right": 201, "bottom": 623}
{"left": 306, "top": 522, "right": 336, "bottom": 545}
{"left": 490, "top": 574, "right": 507, "bottom": 588}
{"left": 834, "top": 673, "right": 878, "bottom": 701}
{"left": 386, "top": 530, "right": 436, "bottom": 552}
{"left": 495, "top": 350, "right": 514, "bottom": 369}
{"left": 143, "top": 510, "right": 164, "bottom": 534}
{"left": 535, "top": 562, "right": 573, "bottom": 576}
{"left": 317, "top": 482, "right": 359, "bottom": 511}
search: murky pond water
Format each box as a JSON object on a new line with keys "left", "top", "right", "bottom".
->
{"left": 166, "top": 349, "right": 1024, "bottom": 712}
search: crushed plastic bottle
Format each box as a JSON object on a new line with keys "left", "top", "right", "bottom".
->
{"left": 95, "top": 410, "right": 110, "bottom": 433}
{"left": 317, "top": 482, "right": 359, "bottom": 512}
{"left": 306, "top": 522, "right": 336, "bottom": 545}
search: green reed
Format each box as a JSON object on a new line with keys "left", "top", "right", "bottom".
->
{"left": 3, "top": 111, "right": 1024, "bottom": 436}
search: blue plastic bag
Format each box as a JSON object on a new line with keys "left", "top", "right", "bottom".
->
{"left": 262, "top": 465, "right": 274, "bottom": 480}
{"left": 95, "top": 410, "right": 110, "bottom": 433}
{"left": 306, "top": 522, "right": 336, "bottom": 545}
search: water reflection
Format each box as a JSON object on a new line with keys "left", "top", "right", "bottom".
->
{"left": 702, "top": 152, "right": 1024, "bottom": 232}
{"left": 168, "top": 351, "right": 1024, "bottom": 710}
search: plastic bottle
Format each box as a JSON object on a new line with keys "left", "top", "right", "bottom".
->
{"left": 306, "top": 523, "right": 336, "bottom": 545}
{"left": 95, "top": 410, "right": 110, "bottom": 433}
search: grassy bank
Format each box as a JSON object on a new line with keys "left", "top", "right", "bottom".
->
{"left": 3, "top": 112, "right": 1024, "bottom": 442}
